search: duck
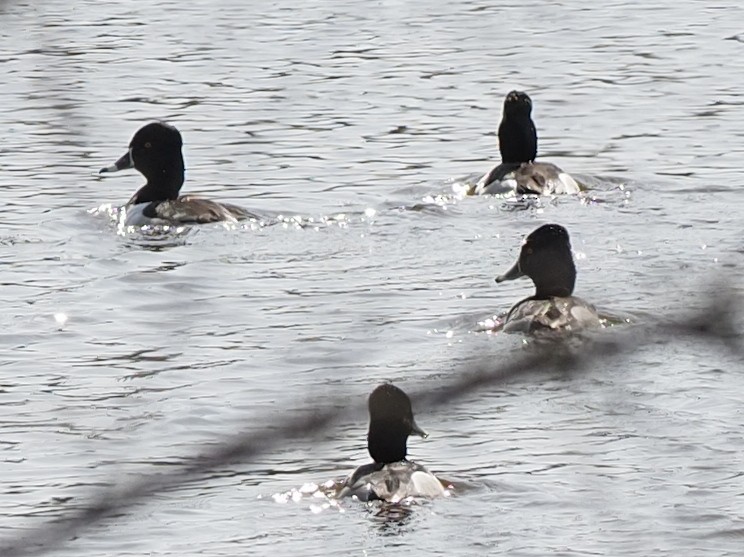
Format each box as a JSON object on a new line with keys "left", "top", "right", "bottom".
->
{"left": 99, "top": 122, "right": 255, "bottom": 226}
{"left": 495, "top": 224, "right": 599, "bottom": 333}
{"left": 474, "top": 91, "right": 580, "bottom": 196}
{"left": 337, "top": 384, "right": 445, "bottom": 503}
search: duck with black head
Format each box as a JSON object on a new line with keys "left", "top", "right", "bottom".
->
{"left": 496, "top": 224, "right": 599, "bottom": 333}
{"left": 337, "top": 384, "right": 445, "bottom": 503}
{"left": 474, "top": 91, "right": 580, "bottom": 196}
{"left": 100, "top": 122, "right": 255, "bottom": 226}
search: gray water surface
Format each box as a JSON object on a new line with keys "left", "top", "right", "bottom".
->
{"left": 1, "top": 0, "right": 743, "bottom": 556}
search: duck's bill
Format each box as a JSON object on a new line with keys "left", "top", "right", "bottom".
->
{"left": 99, "top": 150, "right": 133, "bottom": 174}
{"left": 411, "top": 419, "right": 428, "bottom": 439}
{"left": 495, "top": 260, "right": 524, "bottom": 283}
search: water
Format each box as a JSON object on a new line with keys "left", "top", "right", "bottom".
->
{"left": 1, "top": 0, "right": 743, "bottom": 555}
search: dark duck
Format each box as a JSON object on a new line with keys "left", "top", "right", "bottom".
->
{"left": 496, "top": 224, "right": 599, "bottom": 333}
{"left": 475, "top": 91, "right": 580, "bottom": 195}
{"left": 100, "top": 122, "right": 255, "bottom": 226}
{"left": 337, "top": 384, "right": 445, "bottom": 502}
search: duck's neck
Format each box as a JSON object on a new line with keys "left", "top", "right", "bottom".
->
{"left": 132, "top": 162, "right": 184, "bottom": 204}
{"left": 532, "top": 265, "right": 576, "bottom": 299}
{"left": 368, "top": 421, "right": 408, "bottom": 464}
{"left": 499, "top": 114, "right": 537, "bottom": 164}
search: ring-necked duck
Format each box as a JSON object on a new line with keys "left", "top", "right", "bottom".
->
{"left": 338, "top": 384, "right": 445, "bottom": 502}
{"left": 474, "top": 91, "right": 580, "bottom": 196}
{"left": 100, "top": 122, "right": 254, "bottom": 226}
{"left": 496, "top": 224, "right": 599, "bottom": 332}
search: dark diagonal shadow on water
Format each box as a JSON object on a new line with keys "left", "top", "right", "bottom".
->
{"left": 0, "top": 291, "right": 741, "bottom": 557}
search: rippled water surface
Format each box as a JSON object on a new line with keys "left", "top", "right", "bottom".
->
{"left": 2, "top": 0, "right": 743, "bottom": 555}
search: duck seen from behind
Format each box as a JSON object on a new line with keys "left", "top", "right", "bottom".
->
{"left": 338, "top": 384, "right": 445, "bottom": 502}
{"left": 100, "top": 122, "right": 254, "bottom": 226}
{"left": 474, "top": 91, "right": 580, "bottom": 196}
{"left": 496, "top": 224, "right": 599, "bottom": 333}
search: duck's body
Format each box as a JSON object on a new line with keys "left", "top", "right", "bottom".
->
{"left": 339, "top": 460, "right": 444, "bottom": 503}
{"left": 476, "top": 91, "right": 580, "bottom": 196}
{"left": 337, "top": 384, "right": 445, "bottom": 502}
{"left": 501, "top": 295, "right": 599, "bottom": 333}
{"left": 121, "top": 195, "right": 250, "bottom": 227}
{"left": 475, "top": 162, "right": 580, "bottom": 196}
{"left": 100, "top": 122, "right": 254, "bottom": 226}
{"left": 496, "top": 224, "right": 599, "bottom": 333}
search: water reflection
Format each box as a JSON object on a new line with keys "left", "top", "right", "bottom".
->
{"left": 367, "top": 503, "right": 417, "bottom": 535}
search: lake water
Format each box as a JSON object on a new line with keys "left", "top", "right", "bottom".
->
{"left": 1, "top": 0, "right": 743, "bottom": 555}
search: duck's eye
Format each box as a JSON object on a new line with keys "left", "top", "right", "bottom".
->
{"left": 526, "top": 247, "right": 533, "bottom": 255}
{"left": 144, "top": 142, "right": 152, "bottom": 149}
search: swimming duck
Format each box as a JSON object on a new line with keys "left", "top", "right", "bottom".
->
{"left": 496, "top": 224, "right": 599, "bottom": 332}
{"left": 474, "top": 91, "right": 580, "bottom": 195}
{"left": 338, "top": 384, "right": 445, "bottom": 502}
{"left": 99, "top": 122, "right": 254, "bottom": 226}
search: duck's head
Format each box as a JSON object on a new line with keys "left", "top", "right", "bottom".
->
{"left": 367, "top": 384, "right": 427, "bottom": 465}
{"left": 502, "top": 90, "right": 533, "bottom": 118}
{"left": 496, "top": 224, "right": 576, "bottom": 299}
{"left": 100, "top": 122, "right": 185, "bottom": 200}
